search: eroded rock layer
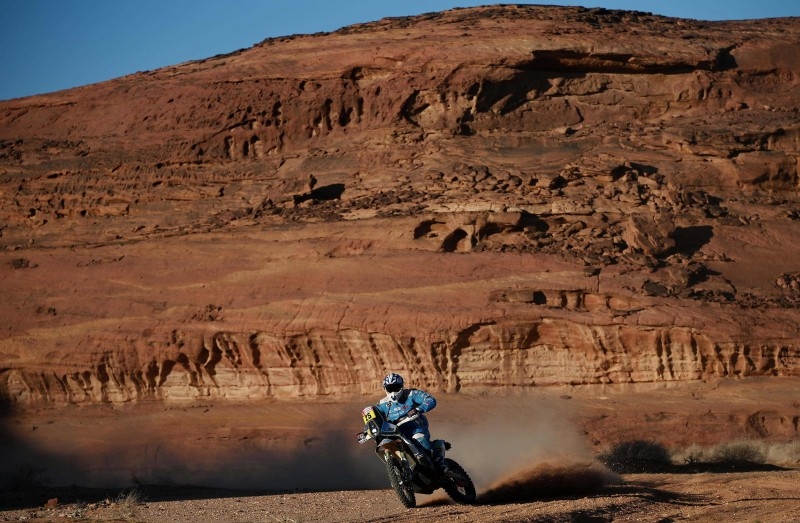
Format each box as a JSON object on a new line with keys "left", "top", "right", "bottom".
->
{"left": 1, "top": 6, "right": 800, "bottom": 405}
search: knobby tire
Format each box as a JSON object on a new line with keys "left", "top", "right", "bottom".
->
{"left": 386, "top": 457, "right": 416, "bottom": 508}
{"left": 442, "top": 458, "right": 477, "bottom": 505}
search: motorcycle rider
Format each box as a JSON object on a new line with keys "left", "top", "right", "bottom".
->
{"left": 375, "top": 372, "right": 450, "bottom": 473}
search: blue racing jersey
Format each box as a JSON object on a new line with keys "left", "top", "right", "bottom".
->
{"left": 375, "top": 388, "right": 436, "bottom": 422}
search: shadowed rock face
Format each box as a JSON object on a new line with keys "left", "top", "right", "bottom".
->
{"left": 1, "top": 6, "right": 800, "bottom": 405}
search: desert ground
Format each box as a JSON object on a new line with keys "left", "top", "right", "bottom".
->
{"left": 2, "top": 377, "right": 799, "bottom": 522}
{"left": 2, "top": 470, "right": 800, "bottom": 522}
{"left": 2, "top": 5, "right": 800, "bottom": 522}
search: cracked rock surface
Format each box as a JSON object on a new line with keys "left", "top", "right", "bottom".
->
{"left": 1, "top": 6, "right": 800, "bottom": 406}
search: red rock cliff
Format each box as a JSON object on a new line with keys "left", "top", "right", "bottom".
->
{"left": 1, "top": 6, "right": 800, "bottom": 405}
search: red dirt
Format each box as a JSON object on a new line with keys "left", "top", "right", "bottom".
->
{"left": 1, "top": 6, "right": 799, "bottom": 522}
{"left": 2, "top": 380, "right": 799, "bottom": 521}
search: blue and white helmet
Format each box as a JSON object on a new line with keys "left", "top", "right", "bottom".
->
{"left": 382, "top": 373, "right": 405, "bottom": 400}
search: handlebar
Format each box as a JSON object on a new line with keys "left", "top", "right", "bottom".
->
{"left": 357, "top": 409, "right": 421, "bottom": 444}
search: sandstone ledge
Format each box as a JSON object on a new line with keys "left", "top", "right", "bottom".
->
{"left": 2, "top": 6, "right": 800, "bottom": 406}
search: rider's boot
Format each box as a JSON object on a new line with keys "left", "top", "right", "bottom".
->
{"left": 431, "top": 441, "right": 451, "bottom": 474}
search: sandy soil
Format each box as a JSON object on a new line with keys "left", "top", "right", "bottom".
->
{"left": 2, "top": 469, "right": 799, "bottom": 522}
{"left": 1, "top": 379, "right": 799, "bottom": 522}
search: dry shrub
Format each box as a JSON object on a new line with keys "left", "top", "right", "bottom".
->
{"left": 630, "top": 439, "right": 798, "bottom": 470}
{"left": 672, "top": 443, "right": 706, "bottom": 465}
{"left": 765, "top": 441, "right": 800, "bottom": 465}
{"left": 599, "top": 440, "right": 672, "bottom": 473}
{"left": 674, "top": 439, "right": 800, "bottom": 467}
{"left": 708, "top": 440, "right": 767, "bottom": 464}
{"left": 110, "top": 488, "right": 143, "bottom": 519}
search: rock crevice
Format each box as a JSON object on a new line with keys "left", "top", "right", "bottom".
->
{"left": 2, "top": 6, "right": 800, "bottom": 405}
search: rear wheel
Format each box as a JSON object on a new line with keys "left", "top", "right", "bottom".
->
{"left": 442, "top": 458, "right": 476, "bottom": 504}
{"left": 386, "top": 457, "right": 416, "bottom": 508}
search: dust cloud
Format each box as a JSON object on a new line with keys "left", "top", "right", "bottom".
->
{"left": 2, "top": 396, "right": 617, "bottom": 501}
{"left": 432, "top": 397, "right": 620, "bottom": 503}
{"left": 1, "top": 404, "right": 387, "bottom": 492}
{"left": 478, "top": 461, "right": 619, "bottom": 504}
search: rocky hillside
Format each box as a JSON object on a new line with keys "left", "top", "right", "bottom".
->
{"left": 1, "top": 5, "right": 800, "bottom": 405}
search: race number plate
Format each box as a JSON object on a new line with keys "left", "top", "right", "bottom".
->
{"left": 362, "top": 406, "right": 377, "bottom": 424}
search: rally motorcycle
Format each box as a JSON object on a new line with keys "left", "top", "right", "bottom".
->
{"left": 357, "top": 405, "right": 476, "bottom": 508}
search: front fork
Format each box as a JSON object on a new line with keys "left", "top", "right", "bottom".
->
{"left": 378, "top": 440, "right": 414, "bottom": 470}
{"left": 378, "top": 438, "right": 449, "bottom": 473}
{"left": 381, "top": 448, "right": 415, "bottom": 488}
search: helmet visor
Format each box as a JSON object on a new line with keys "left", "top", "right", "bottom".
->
{"left": 384, "top": 382, "right": 402, "bottom": 393}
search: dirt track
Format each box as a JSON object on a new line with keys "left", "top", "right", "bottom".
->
{"left": 2, "top": 468, "right": 799, "bottom": 522}
{"left": 2, "top": 382, "right": 799, "bottom": 521}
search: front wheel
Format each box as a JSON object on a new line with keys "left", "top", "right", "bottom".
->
{"left": 386, "top": 457, "right": 416, "bottom": 508}
{"left": 442, "top": 458, "right": 476, "bottom": 505}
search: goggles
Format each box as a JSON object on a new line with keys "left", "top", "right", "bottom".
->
{"left": 384, "top": 382, "right": 402, "bottom": 393}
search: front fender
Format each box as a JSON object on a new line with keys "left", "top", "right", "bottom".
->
{"left": 376, "top": 438, "right": 405, "bottom": 460}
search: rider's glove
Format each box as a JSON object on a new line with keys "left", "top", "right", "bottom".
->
{"left": 406, "top": 408, "right": 420, "bottom": 418}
